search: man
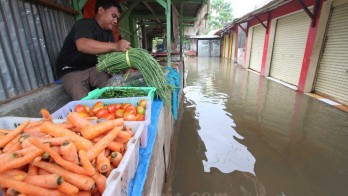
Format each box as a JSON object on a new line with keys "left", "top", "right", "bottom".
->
{"left": 56, "top": 0, "right": 130, "bottom": 100}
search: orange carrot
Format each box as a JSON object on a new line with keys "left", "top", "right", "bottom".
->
{"left": 81, "top": 118, "right": 124, "bottom": 140}
{"left": 87, "top": 126, "right": 121, "bottom": 161}
{"left": 39, "top": 137, "right": 75, "bottom": 146}
{"left": 40, "top": 122, "right": 93, "bottom": 151}
{"left": 14, "top": 175, "right": 26, "bottom": 181}
{"left": 93, "top": 137, "right": 124, "bottom": 153}
{"left": 27, "top": 164, "right": 38, "bottom": 175}
{"left": 28, "top": 137, "right": 87, "bottom": 175}
{"left": 17, "top": 133, "right": 30, "bottom": 143}
{"left": 51, "top": 146, "right": 60, "bottom": 154}
{"left": 0, "top": 153, "right": 20, "bottom": 168}
{"left": 0, "top": 120, "right": 30, "bottom": 148}
{"left": 55, "top": 122, "right": 74, "bottom": 129}
{"left": 15, "top": 146, "right": 36, "bottom": 156}
{"left": 79, "top": 150, "right": 96, "bottom": 176}
{"left": 40, "top": 108, "right": 53, "bottom": 122}
{"left": 124, "top": 126, "right": 135, "bottom": 137}
{"left": 96, "top": 150, "right": 110, "bottom": 174}
{"left": 6, "top": 188, "right": 19, "bottom": 196}
{"left": 2, "top": 169, "right": 27, "bottom": 177}
{"left": 60, "top": 140, "right": 79, "bottom": 165}
{"left": 34, "top": 161, "right": 95, "bottom": 191}
{"left": 105, "top": 165, "right": 116, "bottom": 177}
{"left": 110, "top": 152, "right": 123, "bottom": 167}
{"left": 25, "top": 121, "right": 43, "bottom": 129}
{"left": 115, "top": 130, "right": 132, "bottom": 144}
{"left": 23, "top": 125, "right": 48, "bottom": 138}
{"left": 91, "top": 185, "right": 101, "bottom": 196}
{"left": 0, "top": 146, "right": 44, "bottom": 173}
{"left": 67, "top": 112, "right": 93, "bottom": 129}
{"left": 33, "top": 156, "right": 43, "bottom": 164}
{"left": 107, "top": 141, "right": 125, "bottom": 153}
{"left": 23, "top": 174, "right": 63, "bottom": 189}
{"left": 76, "top": 191, "right": 92, "bottom": 196}
{"left": 0, "top": 129, "right": 10, "bottom": 134}
{"left": 79, "top": 150, "right": 106, "bottom": 193}
{"left": 91, "top": 172, "right": 106, "bottom": 194}
{"left": 2, "top": 135, "right": 21, "bottom": 152}
{"left": 0, "top": 175, "right": 64, "bottom": 196}
{"left": 3, "top": 137, "right": 22, "bottom": 153}
{"left": 20, "top": 137, "right": 34, "bottom": 149}
{"left": 38, "top": 168, "right": 51, "bottom": 175}
{"left": 57, "top": 181, "right": 79, "bottom": 195}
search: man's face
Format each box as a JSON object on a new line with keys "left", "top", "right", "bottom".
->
{"left": 99, "top": 6, "right": 120, "bottom": 30}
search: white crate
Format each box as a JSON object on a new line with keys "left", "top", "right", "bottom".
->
{"left": 103, "top": 122, "right": 143, "bottom": 196}
{"left": 51, "top": 96, "right": 151, "bottom": 148}
{"left": 0, "top": 117, "right": 144, "bottom": 196}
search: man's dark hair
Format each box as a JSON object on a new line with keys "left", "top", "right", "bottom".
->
{"left": 95, "top": 0, "right": 122, "bottom": 14}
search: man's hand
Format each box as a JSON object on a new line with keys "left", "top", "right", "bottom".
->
{"left": 114, "top": 39, "right": 130, "bottom": 52}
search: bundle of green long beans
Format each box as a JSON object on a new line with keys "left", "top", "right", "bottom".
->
{"left": 97, "top": 48, "right": 171, "bottom": 106}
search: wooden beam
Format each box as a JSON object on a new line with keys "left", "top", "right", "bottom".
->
{"left": 24, "top": 0, "right": 79, "bottom": 15}
{"left": 254, "top": 15, "right": 267, "bottom": 29}
{"left": 143, "top": 2, "right": 162, "bottom": 24}
{"left": 294, "top": 0, "right": 314, "bottom": 19}
{"left": 237, "top": 23, "right": 247, "bottom": 34}
{"left": 119, "top": 0, "right": 141, "bottom": 21}
{"left": 133, "top": 15, "right": 197, "bottom": 21}
{"left": 294, "top": 0, "right": 320, "bottom": 27}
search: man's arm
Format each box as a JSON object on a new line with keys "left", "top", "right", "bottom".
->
{"left": 76, "top": 38, "right": 130, "bottom": 54}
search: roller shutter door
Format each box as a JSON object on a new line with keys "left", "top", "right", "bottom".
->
{"left": 270, "top": 11, "right": 311, "bottom": 86}
{"left": 231, "top": 33, "right": 236, "bottom": 61}
{"left": 314, "top": 3, "right": 348, "bottom": 105}
{"left": 249, "top": 25, "right": 266, "bottom": 72}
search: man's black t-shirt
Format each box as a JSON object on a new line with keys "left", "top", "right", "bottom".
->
{"left": 56, "top": 18, "right": 114, "bottom": 78}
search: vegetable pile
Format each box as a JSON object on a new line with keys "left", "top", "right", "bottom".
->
{"left": 74, "top": 100, "right": 147, "bottom": 121}
{"left": 99, "top": 89, "right": 148, "bottom": 99}
{"left": 0, "top": 109, "right": 135, "bottom": 195}
{"left": 97, "top": 48, "right": 171, "bottom": 107}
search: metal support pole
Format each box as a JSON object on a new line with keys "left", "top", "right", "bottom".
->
{"left": 166, "top": 0, "right": 172, "bottom": 67}
{"left": 180, "top": 0, "right": 184, "bottom": 61}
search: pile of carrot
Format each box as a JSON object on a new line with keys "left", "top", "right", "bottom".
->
{"left": 0, "top": 109, "right": 135, "bottom": 196}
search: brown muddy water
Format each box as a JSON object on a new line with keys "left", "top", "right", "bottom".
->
{"left": 162, "top": 57, "right": 348, "bottom": 196}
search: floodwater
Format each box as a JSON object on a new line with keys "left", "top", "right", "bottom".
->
{"left": 162, "top": 57, "right": 348, "bottom": 196}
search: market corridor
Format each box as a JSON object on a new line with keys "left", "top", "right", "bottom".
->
{"left": 163, "top": 57, "right": 348, "bottom": 196}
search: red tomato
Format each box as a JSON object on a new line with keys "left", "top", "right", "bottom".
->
{"left": 121, "top": 103, "right": 131, "bottom": 110}
{"left": 115, "top": 109, "right": 125, "bottom": 118}
{"left": 84, "top": 105, "right": 93, "bottom": 116}
{"left": 78, "top": 112, "right": 90, "bottom": 118}
{"left": 135, "top": 114, "right": 145, "bottom": 121}
{"left": 95, "top": 108, "right": 109, "bottom": 119}
{"left": 136, "top": 106, "right": 145, "bottom": 115}
{"left": 114, "top": 103, "right": 122, "bottom": 110}
{"left": 125, "top": 105, "right": 136, "bottom": 114}
{"left": 123, "top": 112, "right": 136, "bottom": 121}
{"left": 138, "top": 100, "right": 147, "bottom": 108}
{"left": 74, "top": 104, "right": 86, "bottom": 113}
{"left": 105, "top": 113, "right": 116, "bottom": 120}
{"left": 92, "top": 101, "right": 104, "bottom": 114}
{"left": 107, "top": 104, "right": 118, "bottom": 113}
